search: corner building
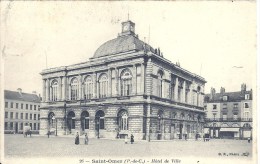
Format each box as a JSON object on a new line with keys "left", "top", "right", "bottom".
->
{"left": 40, "top": 20, "right": 206, "bottom": 140}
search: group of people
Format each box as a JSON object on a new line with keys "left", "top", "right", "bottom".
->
{"left": 75, "top": 132, "right": 135, "bottom": 145}
{"left": 75, "top": 132, "right": 88, "bottom": 145}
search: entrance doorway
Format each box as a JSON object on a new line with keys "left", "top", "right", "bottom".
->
{"left": 179, "top": 124, "right": 183, "bottom": 139}
{"left": 95, "top": 110, "right": 105, "bottom": 138}
{"left": 67, "top": 111, "right": 75, "bottom": 134}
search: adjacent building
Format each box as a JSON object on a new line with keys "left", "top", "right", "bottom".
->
{"left": 4, "top": 89, "right": 41, "bottom": 134}
{"left": 40, "top": 20, "right": 206, "bottom": 140}
{"left": 204, "top": 84, "right": 253, "bottom": 139}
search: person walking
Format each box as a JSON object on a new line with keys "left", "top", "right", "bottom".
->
{"left": 75, "top": 132, "right": 80, "bottom": 145}
{"left": 47, "top": 131, "right": 50, "bottom": 138}
{"left": 130, "top": 134, "right": 134, "bottom": 144}
{"left": 247, "top": 137, "right": 251, "bottom": 143}
{"left": 85, "top": 133, "right": 89, "bottom": 145}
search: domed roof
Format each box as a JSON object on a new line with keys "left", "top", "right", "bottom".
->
{"left": 93, "top": 34, "right": 154, "bottom": 58}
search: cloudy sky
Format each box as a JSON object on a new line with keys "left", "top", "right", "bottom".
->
{"left": 1, "top": 1, "right": 256, "bottom": 95}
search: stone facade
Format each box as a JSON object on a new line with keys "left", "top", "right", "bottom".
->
{"left": 40, "top": 20, "right": 206, "bottom": 140}
{"left": 4, "top": 89, "right": 41, "bottom": 134}
{"left": 204, "top": 84, "right": 253, "bottom": 139}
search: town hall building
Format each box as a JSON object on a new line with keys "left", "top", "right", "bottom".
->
{"left": 40, "top": 20, "right": 206, "bottom": 140}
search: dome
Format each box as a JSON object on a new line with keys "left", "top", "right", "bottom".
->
{"left": 93, "top": 34, "right": 154, "bottom": 58}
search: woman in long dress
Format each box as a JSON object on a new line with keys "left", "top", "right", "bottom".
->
{"left": 75, "top": 132, "right": 80, "bottom": 145}
{"left": 85, "top": 133, "right": 88, "bottom": 145}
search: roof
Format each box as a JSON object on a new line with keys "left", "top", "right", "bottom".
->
{"left": 93, "top": 34, "right": 154, "bottom": 58}
{"left": 205, "top": 90, "right": 252, "bottom": 103}
{"left": 4, "top": 90, "right": 41, "bottom": 103}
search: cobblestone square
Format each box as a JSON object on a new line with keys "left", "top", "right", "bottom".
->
{"left": 4, "top": 134, "right": 254, "bottom": 164}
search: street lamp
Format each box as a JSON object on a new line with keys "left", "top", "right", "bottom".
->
{"left": 52, "top": 116, "right": 57, "bottom": 136}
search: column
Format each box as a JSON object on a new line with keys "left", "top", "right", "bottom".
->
{"left": 42, "top": 79, "right": 46, "bottom": 102}
{"left": 62, "top": 77, "right": 67, "bottom": 100}
{"left": 132, "top": 65, "right": 137, "bottom": 95}
{"left": 68, "top": 78, "right": 71, "bottom": 100}
{"left": 58, "top": 77, "right": 62, "bottom": 101}
{"left": 93, "top": 72, "right": 97, "bottom": 98}
{"left": 116, "top": 68, "right": 120, "bottom": 96}
{"left": 174, "top": 77, "right": 178, "bottom": 102}
{"left": 182, "top": 81, "right": 186, "bottom": 103}
{"left": 78, "top": 75, "right": 82, "bottom": 100}
{"left": 46, "top": 79, "right": 50, "bottom": 102}
{"left": 146, "top": 104, "right": 151, "bottom": 141}
{"left": 108, "top": 68, "right": 112, "bottom": 97}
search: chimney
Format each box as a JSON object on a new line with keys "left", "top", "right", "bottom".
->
{"left": 210, "top": 87, "right": 216, "bottom": 100}
{"left": 241, "top": 83, "right": 246, "bottom": 94}
{"left": 220, "top": 87, "right": 225, "bottom": 94}
{"left": 17, "top": 88, "right": 22, "bottom": 94}
{"left": 32, "top": 91, "right": 37, "bottom": 95}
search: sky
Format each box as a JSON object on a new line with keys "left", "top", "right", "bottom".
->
{"left": 1, "top": 1, "right": 257, "bottom": 95}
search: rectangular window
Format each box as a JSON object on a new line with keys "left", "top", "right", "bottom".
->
{"left": 21, "top": 113, "right": 23, "bottom": 119}
{"left": 244, "top": 103, "right": 249, "bottom": 108}
{"left": 223, "top": 114, "right": 227, "bottom": 120}
{"left": 10, "top": 112, "right": 13, "bottom": 119}
{"left": 34, "top": 105, "right": 36, "bottom": 110}
{"left": 26, "top": 113, "right": 28, "bottom": 119}
{"left": 38, "top": 105, "right": 40, "bottom": 111}
{"left": 16, "top": 103, "right": 19, "bottom": 108}
{"left": 11, "top": 102, "right": 13, "bottom": 108}
{"left": 5, "top": 122, "right": 8, "bottom": 130}
{"left": 223, "top": 96, "right": 228, "bottom": 101}
{"left": 10, "top": 122, "right": 13, "bottom": 130}
{"left": 38, "top": 114, "right": 40, "bottom": 120}
{"left": 233, "top": 114, "right": 238, "bottom": 120}
{"left": 26, "top": 104, "right": 28, "bottom": 109}
{"left": 34, "top": 114, "right": 36, "bottom": 120}
{"left": 34, "top": 123, "right": 36, "bottom": 130}
{"left": 30, "top": 114, "right": 32, "bottom": 120}
{"left": 16, "top": 113, "right": 18, "bottom": 119}
{"left": 99, "top": 119, "right": 105, "bottom": 129}
{"left": 38, "top": 123, "right": 40, "bottom": 130}
{"left": 5, "top": 102, "right": 8, "bottom": 108}
{"left": 213, "top": 104, "right": 217, "bottom": 109}
{"left": 21, "top": 103, "right": 23, "bottom": 109}
{"left": 30, "top": 123, "right": 32, "bottom": 129}
{"left": 5, "top": 112, "right": 8, "bottom": 118}
{"left": 244, "top": 112, "right": 249, "bottom": 121}
{"left": 30, "top": 105, "right": 32, "bottom": 110}
{"left": 20, "top": 123, "right": 23, "bottom": 130}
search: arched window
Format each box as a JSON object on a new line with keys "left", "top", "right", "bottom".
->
{"left": 95, "top": 110, "right": 105, "bottom": 130}
{"left": 117, "top": 110, "right": 128, "bottom": 131}
{"left": 71, "top": 78, "right": 78, "bottom": 100}
{"left": 67, "top": 111, "right": 76, "bottom": 131}
{"left": 51, "top": 80, "right": 58, "bottom": 101}
{"left": 157, "top": 71, "right": 163, "bottom": 97}
{"left": 197, "top": 86, "right": 201, "bottom": 106}
{"left": 81, "top": 111, "right": 89, "bottom": 130}
{"left": 158, "top": 110, "right": 163, "bottom": 132}
{"left": 98, "top": 74, "right": 108, "bottom": 98}
{"left": 172, "top": 112, "right": 177, "bottom": 119}
{"left": 120, "top": 69, "right": 132, "bottom": 96}
{"left": 48, "top": 112, "right": 55, "bottom": 128}
{"left": 181, "top": 113, "right": 185, "bottom": 120}
{"left": 84, "top": 76, "right": 93, "bottom": 99}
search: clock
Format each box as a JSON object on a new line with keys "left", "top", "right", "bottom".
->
{"left": 123, "top": 25, "right": 129, "bottom": 31}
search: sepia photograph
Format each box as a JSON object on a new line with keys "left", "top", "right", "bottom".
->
{"left": 0, "top": 1, "right": 258, "bottom": 164}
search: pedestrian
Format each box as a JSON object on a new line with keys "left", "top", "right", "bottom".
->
{"left": 125, "top": 135, "right": 128, "bottom": 144}
{"left": 185, "top": 134, "right": 187, "bottom": 141}
{"left": 203, "top": 134, "right": 205, "bottom": 142}
{"left": 247, "top": 137, "right": 250, "bottom": 143}
{"left": 130, "top": 134, "right": 134, "bottom": 144}
{"left": 85, "top": 133, "right": 88, "bottom": 145}
{"left": 75, "top": 132, "right": 80, "bottom": 145}
{"left": 47, "top": 131, "right": 50, "bottom": 138}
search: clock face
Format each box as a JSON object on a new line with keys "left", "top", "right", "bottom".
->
{"left": 123, "top": 25, "right": 129, "bottom": 31}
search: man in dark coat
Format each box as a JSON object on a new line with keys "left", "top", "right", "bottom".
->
{"left": 130, "top": 134, "right": 134, "bottom": 144}
{"left": 75, "top": 132, "right": 80, "bottom": 145}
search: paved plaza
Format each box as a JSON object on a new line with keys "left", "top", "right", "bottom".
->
{"left": 4, "top": 134, "right": 253, "bottom": 158}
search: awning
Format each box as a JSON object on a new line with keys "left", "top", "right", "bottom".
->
{"left": 220, "top": 128, "right": 240, "bottom": 132}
